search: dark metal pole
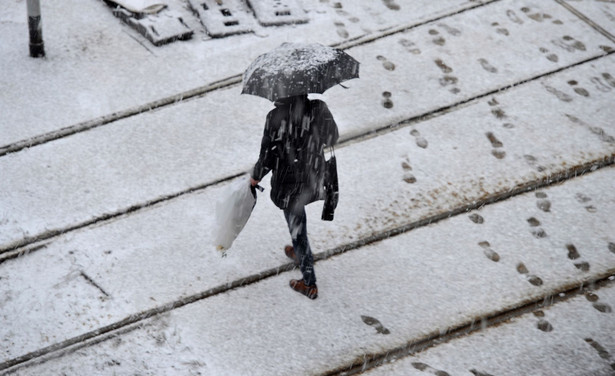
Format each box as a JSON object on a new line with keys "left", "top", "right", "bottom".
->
{"left": 27, "top": 0, "right": 45, "bottom": 58}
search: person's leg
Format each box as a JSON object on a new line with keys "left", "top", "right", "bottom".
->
{"left": 283, "top": 206, "right": 316, "bottom": 286}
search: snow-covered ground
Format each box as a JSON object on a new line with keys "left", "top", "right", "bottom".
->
{"left": 0, "top": 0, "right": 487, "bottom": 147}
{"left": 6, "top": 167, "right": 615, "bottom": 375}
{"left": 364, "top": 280, "right": 615, "bottom": 376}
{"left": 1, "top": 0, "right": 614, "bottom": 375}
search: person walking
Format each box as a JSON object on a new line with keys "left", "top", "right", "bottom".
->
{"left": 241, "top": 42, "right": 358, "bottom": 299}
{"left": 250, "top": 94, "right": 338, "bottom": 299}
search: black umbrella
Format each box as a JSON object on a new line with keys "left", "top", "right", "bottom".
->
{"left": 241, "top": 42, "right": 360, "bottom": 101}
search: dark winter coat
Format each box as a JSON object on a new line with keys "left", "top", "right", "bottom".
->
{"left": 252, "top": 96, "right": 339, "bottom": 210}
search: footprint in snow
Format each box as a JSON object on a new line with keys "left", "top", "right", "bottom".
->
{"left": 566, "top": 243, "right": 580, "bottom": 260}
{"left": 382, "top": 0, "right": 400, "bottom": 11}
{"left": 377, "top": 55, "right": 396, "bottom": 71}
{"left": 334, "top": 21, "right": 349, "bottom": 38}
{"left": 565, "top": 244, "right": 590, "bottom": 272}
{"left": 479, "top": 241, "right": 500, "bottom": 262}
{"left": 524, "top": 155, "right": 546, "bottom": 173}
{"left": 517, "top": 262, "right": 543, "bottom": 286}
{"left": 506, "top": 9, "right": 524, "bottom": 24}
{"left": 399, "top": 38, "right": 421, "bottom": 54}
{"left": 544, "top": 84, "right": 573, "bottom": 102}
{"left": 469, "top": 213, "right": 484, "bottom": 224}
{"left": 521, "top": 7, "right": 552, "bottom": 23}
{"left": 552, "top": 35, "right": 586, "bottom": 52}
{"left": 381, "top": 91, "right": 394, "bottom": 109}
{"left": 591, "top": 76, "right": 612, "bottom": 92}
{"left": 437, "top": 23, "right": 461, "bottom": 36}
{"left": 412, "top": 362, "right": 450, "bottom": 376}
{"left": 488, "top": 97, "right": 510, "bottom": 124}
{"left": 527, "top": 217, "right": 547, "bottom": 239}
{"left": 434, "top": 58, "right": 460, "bottom": 94}
{"left": 585, "top": 338, "right": 614, "bottom": 364}
{"left": 566, "top": 114, "right": 615, "bottom": 145}
{"left": 361, "top": 315, "right": 390, "bottom": 334}
{"left": 539, "top": 47, "right": 559, "bottom": 63}
{"left": 429, "top": 29, "right": 446, "bottom": 46}
{"left": 470, "top": 370, "right": 495, "bottom": 376}
{"left": 535, "top": 192, "right": 551, "bottom": 212}
{"left": 410, "top": 129, "right": 428, "bottom": 149}
{"left": 576, "top": 192, "right": 592, "bottom": 203}
{"left": 434, "top": 58, "right": 453, "bottom": 73}
{"left": 486, "top": 132, "right": 506, "bottom": 159}
{"left": 603, "top": 72, "right": 615, "bottom": 87}
{"left": 534, "top": 310, "right": 554, "bottom": 332}
{"left": 478, "top": 58, "right": 498, "bottom": 73}
{"left": 491, "top": 21, "right": 509, "bottom": 36}
{"left": 585, "top": 292, "right": 613, "bottom": 313}
{"left": 567, "top": 80, "right": 590, "bottom": 97}
{"left": 401, "top": 156, "right": 416, "bottom": 184}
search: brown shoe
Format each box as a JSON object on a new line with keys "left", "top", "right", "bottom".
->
{"left": 284, "top": 245, "right": 299, "bottom": 265}
{"left": 290, "top": 279, "right": 318, "bottom": 299}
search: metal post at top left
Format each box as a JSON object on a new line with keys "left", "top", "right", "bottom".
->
{"left": 27, "top": 0, "right": 45, "bottom": 58}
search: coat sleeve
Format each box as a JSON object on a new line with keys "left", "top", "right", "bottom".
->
{"left": 313, "top": 100, "right": 339, "bottom": 147}
{"left": 252, "top": 111, "right": 275, "bottom": 181}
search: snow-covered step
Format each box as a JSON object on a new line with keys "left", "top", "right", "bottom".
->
{"left": 0, "top": 0, "right": 485, "bottom": 147}
{"left": 7, "top": 167, "right": 615, "bottom": 375}
{"left": 1, "top": 54, "right": 614, "bottom": 365}
{"left": 104, "top": 0, "right": 196, "bottom": 46}
{"left": 246, "top": 0, "right": 309, "bottom": 26}
{"left": 188, "top": 0, "right": 255, "bottom": 37}
{"left": 364, "top": 282, "right": 615, "bottom": 376}
{"left": 111, "top": 7, "right": 194, "bottom": 46}
{"left": 2, "top": 0, "right": 613, "bottom": 252}
{"left": 561, "top": 0, "right": 615, "bottom": 42}
{"left": 322, "top": 53, "right": 615, "bottom": 251}
{"left": 327, "top": 0, "right": 614, "bottom": 140}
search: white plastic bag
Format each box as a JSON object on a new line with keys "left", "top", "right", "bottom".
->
{"left": 214, "top": 176, "right": 261, "bottom": 253}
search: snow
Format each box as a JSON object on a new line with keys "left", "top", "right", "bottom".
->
{"left": 1, "top": 0, "right": 615, "bottom": 374}
{"left": 8, "top": 167, "right": 615, "bottom": 375}
{"left": 247, "top": 0, "right": 309, "bottom": 26}
{"left": 562, "top": 0, "right": 615, "bottom": 42}
{"left": 2, "top": 53, "right": 615, "bottom": 369}
{"left": 2, "top": 0, "right": 613, "bottom": 250}
{"left": 243, "top": 42, "right": 339, "bottom": 81}
{"left": 364, "top": 282, "right": 615, "bottom": 376}
{"left": 0, "top": 0, "right": 487, "bottom": 147}
{"left": 108, "top": 0, "right": 167, "bottom": 14}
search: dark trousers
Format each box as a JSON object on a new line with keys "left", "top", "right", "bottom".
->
{"left": 283, "top": 206, "right": 316, "bottom": 286}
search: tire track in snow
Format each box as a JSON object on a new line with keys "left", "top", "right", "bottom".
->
{"left": 0, "top": 0, "right": 503, "bottom": 158}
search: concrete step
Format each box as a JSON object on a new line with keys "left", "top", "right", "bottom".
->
{"left": 5, "top": 166, "right": 614, "bottom": 375}
{"left": 1, "top": 0, "right": 613, "bottom": 251}
{"left": 364, "top": 281, "right": 615, "bottom": 376}
{"left": 1, "top": 52, "right": 614, "bottom": 366}
{"left": 0, "top": 0, "right": 485, "bottom": 146}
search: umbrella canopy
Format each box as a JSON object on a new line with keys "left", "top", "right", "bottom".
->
{"left": 241, "top": 42, "right": 360, "bottom": 101}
